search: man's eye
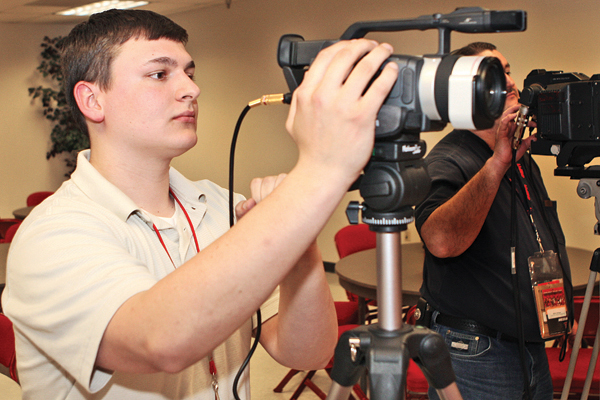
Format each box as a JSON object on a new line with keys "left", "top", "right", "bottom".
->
{"left": 150, "top": 71, "right": 167, "bottom": 80}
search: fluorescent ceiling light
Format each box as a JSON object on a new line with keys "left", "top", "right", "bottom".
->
{"left": 57, "top": 1, "right": 149, "bottom": 16}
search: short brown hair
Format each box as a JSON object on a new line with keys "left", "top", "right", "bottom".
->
{"left": 61, "top": 9, "right": 189, "bottom": 136}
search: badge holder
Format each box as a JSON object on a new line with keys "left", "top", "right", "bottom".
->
{"left": 528, "top": 250, "right": 569, "bottom": 339}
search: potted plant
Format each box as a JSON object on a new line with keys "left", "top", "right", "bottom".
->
{"left": 28, "top": 36, "right": 89, "bottom": 176}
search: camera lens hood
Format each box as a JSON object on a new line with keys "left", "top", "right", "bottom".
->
{"left": 419, "top": 55, "right": 506, "bottom": 131}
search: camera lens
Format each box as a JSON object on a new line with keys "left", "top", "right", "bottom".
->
{"left": 419, "top": 54, "right": 507, "bottom": 131}
{"left": 473, "top": 57, "right": 506, "bottom": 128}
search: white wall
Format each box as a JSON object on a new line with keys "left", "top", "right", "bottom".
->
{"left": 2, "top": 0, "right": 600, "bottom": 263}
{"left": 0, "top": 22, "right": 75, "bottom": 217}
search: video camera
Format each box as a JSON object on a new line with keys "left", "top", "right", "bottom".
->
{"left": 277, "top": 7, "right": 526, "bottom": 228}
{"left": 524, "top": 69, "right": 600, "bottom": 176}
{"left": 278, "top": 7, "right": 526, "bottom": 141}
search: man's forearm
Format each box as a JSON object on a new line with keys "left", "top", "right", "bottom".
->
{"left": 420, "top": 156, "right": 507, "bottom": 258}
{"left": 260, "top": 242, "right": 337, "bottom": 370}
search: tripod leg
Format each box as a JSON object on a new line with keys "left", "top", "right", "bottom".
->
{"left": 326, "top": 382, "right": 354, "bottom": 400}
{"left": 560, "top": 270, "right": 598, "bottom": 400}
{"left": 580, "top": 325, "right": 600, "bottom": 400}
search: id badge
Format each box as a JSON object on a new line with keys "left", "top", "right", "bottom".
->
{"left": 528, "top": 250, "right": 569, "bottom": 339}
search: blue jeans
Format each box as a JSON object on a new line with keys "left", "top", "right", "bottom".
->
{"left": 426, "top": 313, "right": 553, "bottom": 400}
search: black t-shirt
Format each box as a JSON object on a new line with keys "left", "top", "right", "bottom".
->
{"left": 415, "top": 130, "right": 572, "bottom": 342}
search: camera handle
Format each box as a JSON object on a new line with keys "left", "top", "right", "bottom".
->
{"left": 325, "top": 138, "right": 463, "bottom": 400}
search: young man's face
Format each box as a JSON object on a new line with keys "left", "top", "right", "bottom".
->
{"left": 99, "top": 38, "right": 200, "bottom": 160}
{"left": 477, "top": 49, "right": 519, "bottom": 110}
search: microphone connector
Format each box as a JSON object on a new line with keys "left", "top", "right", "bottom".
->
{"left": 248, "top": 93, "right": 292, "bottom": 108}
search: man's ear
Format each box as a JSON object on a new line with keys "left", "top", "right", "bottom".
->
{"left": 73, "top": 81, "right": 104, "bottom": 123}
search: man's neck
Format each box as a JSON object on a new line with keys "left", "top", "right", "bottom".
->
{"left": 89, "top": 146, "right": 175, "bottom": 217}
{"left": 470, "top": 119, "right": 500, "bottom": 151}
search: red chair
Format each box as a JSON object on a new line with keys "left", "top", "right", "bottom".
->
{"left": 26, "top": 191, "right": 53, "bottom": 207}
{"left": 334, "top": 224, "right": 377, "bottom": 260}
{"left": 0, "top": 222, "right": 21, "bottom": 243}
{"left": 0, "top": 219, "right": 20, "bottom": 241}
{"left": 406, "top": 360, "right": 429, "bottom": 400}
{"left": 0, "top": 313, "right": 18, "bottom": 382}
{"left": 334, "top": 224, "right": 378, "bottom": 323}
{"left": 547, "top": 296, "right": 600, "bottom": 399}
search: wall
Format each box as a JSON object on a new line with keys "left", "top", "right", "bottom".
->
{"left": 0, "top": 22, "right": 75, "bottom": 217}
{"left": 1, "top": 0, "right": 600, "bottom": 263}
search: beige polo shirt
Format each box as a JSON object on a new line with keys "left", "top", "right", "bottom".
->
{"left": 3, "top": 150, "right": 279, "bottom": 400}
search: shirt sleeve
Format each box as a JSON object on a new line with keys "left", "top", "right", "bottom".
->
{"left": 415, "top": 155, "right": 468, "bottom": 233}
{"left": 4, "top": 208, "right": 157, "bottom": 392}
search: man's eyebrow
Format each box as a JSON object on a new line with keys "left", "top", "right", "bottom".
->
{"left": 144, "top": 57, "right": 195, "bottom": 70}
{"left": 145, "top": 56, "right": 177, "bottom": 67}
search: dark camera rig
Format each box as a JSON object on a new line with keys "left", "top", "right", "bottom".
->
{"left": 524, "top": 69, "right": 600, "bottom": 238}
{"left": 525, "top": 69, "right": 600, "bottom": 179}
{"left": 522, "top": 71, "right": 600, "bottom": 400}
{"left": 277, "top": 7, "right": 526, "bottom": 400}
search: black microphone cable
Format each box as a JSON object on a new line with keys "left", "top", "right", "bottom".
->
{"left": 228, "top": 92, "right": 291, "bottom": 400}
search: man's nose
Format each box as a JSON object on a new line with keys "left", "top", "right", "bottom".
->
{"left": 178, "top": 76, "right": 200, "bottom": 101}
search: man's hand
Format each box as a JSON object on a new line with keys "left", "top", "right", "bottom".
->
{"left": 490, "top": 104, "right": 537, "bottom": 173}
{"left": 285, "top": 39, "right": 399, "bottom": 187}
{"left": 235, "top": 173, "right": 287, "bottom": 220}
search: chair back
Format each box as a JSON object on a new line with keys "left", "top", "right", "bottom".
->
{"left": 0, "top": 314, "right": 17, "bottom": 382}
{"left": 0, "top": 220, "right": 20, "bottom": 241}
{"left": 547, "top": 295, "right": 600, "bottom": 397}
{"left": 574, "top": 295, "right": 598, "bottom": 346}
{"left": 0, "top": 222, "right": 21, "bottom": 244}
{"left": 26, "top": 191, "right": 53, "bottom": 207}
{"left": 334, "top": 224, "right": 377, "bottom": 259}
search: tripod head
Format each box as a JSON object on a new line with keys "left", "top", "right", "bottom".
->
{"left": 346, "top": 138, "right": 431, "bottom": 232}
{"left": 572, "top": 166, "right": 600, "bottom": 235}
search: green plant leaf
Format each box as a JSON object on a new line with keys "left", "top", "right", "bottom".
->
{"left": 28, "top": 35, "right": 87, "bottom": 177}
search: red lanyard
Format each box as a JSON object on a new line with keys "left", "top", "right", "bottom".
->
{"left": 152, "top": 188, "right": 200, "bottom": 265}
{"left": 151, "top": 189, "right": 219, "bottom": 399}
{"left": 514, "top": 162, "right": 544, "bottom": 252}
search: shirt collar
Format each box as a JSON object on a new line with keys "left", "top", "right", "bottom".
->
{"left": 71, "top": 150, "right": 207, "bottom": 223}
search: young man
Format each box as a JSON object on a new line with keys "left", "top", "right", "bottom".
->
{"left": 2, "top": 9, "right": 399, "bottom": 399}
{"left": 415, "top": 42, "right": 572, "bottom": 400}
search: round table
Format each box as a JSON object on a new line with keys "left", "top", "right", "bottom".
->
{"left": 566, "top": 247, "right": 600, "bottom": 295}
{"left": 335, "top": 242, "right": 425, "bottom": 315}
{"left": 0, "top": 373, "right": 21, "bottom": 399}
{"left": 335, "top": 244, "right": 597, "bottom": 314}
{"left": 12, "top": 206, "right": 34, "bottom": 220}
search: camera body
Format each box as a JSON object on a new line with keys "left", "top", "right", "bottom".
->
{"left": 277, "top": 7, "right": 526, "bottom": 227}
{"left": 525, "top": 69, "right": 600, "bottom": 169}
{"left": 278, "top": 7, "right": 526, "bottom": 141}
{"left": 522, "top": 69, "right": 600, "bottom": 142}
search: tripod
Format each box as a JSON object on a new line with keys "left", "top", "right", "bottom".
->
{"left": 324, "top": 138, "right": 463, "bottom": 400}
{"left": 558, "top": 173, "right": 600, "bottom": 400}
